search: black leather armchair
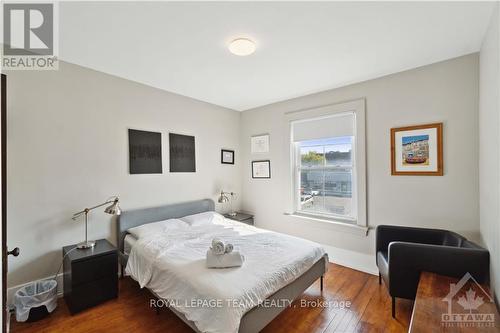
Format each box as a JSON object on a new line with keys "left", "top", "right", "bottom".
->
{"left": 376, "top": 225, "right": 489, "bottom": 317}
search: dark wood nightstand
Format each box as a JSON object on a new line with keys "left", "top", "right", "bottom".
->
{"left": 224, "top": 212, "right": 254, "bottom": 225}
{"left": 63, "top": 239, "right": 118, "bottom": 314}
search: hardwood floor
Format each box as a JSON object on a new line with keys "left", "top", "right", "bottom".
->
{"left": 10, "top": 264, "right": 413, "bottom": 333}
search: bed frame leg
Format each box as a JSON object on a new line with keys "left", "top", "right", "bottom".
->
{"left": 320, "top": 275, "right": 324, "bottom": 291}
{"left": 121, "top": 265, "right": 124, "bottom": 279}
{"left": 392, "top": 296, "right": 396, "bottom": 318}
{"left": 379, "top": 272, "right": 381, "bottom": 285}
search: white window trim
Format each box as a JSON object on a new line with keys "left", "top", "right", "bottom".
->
{"left": 292, "top": 115, "right": 357, "bottom": 221}
{"left": 286, "top": 99, "right": 367, "bottom": 231}
{"left": 284, "top": 212, "right": 369, "bottom": 237}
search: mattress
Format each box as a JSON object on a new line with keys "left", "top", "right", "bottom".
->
{"left": 124, "top": 234, "right": 137, "bottom": 255}
{"left": 126, "top": 218, "right": 326, "bottom": 333}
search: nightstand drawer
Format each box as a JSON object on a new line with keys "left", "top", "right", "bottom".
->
{"left": 72, "top": 252, "right": 117, "bottom": 286}
{"left": 63, "top": 239, "right": 118, "bottom": 314}
{"left": 67, "top": 275, "right": 118, "bottom": 313}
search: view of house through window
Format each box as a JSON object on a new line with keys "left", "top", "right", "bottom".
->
{"left": 297, "top": 136, "right": 355, "bottom": 221}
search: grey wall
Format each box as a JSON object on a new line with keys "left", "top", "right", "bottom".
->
{"left": 240, "top": 54, "right": 480, "bottom": 272}
{"left": 479, "top": 3, "right": 500, "bottom": 302}
{"left": 6, "top": 62, "right": 242, "bottom": 287}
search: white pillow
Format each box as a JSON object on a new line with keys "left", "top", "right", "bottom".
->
{"left": 127, "top": 218, "right": 188, "bottom": 239}
{"left": 180, "top": 211, "right": 225, "bottom": 226}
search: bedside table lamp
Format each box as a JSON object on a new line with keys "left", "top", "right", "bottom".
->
{"left": 72, "top": 196, "right": 121, "bottom": 249}
{"left": 218, "top": 190, "right": 236, "bottom": 217}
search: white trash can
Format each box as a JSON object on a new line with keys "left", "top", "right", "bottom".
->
{"left": 14, "top": 280, "right": 57, "bottom": 322}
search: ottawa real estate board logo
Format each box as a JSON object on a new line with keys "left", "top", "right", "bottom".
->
{"left": 2, "top": 2, "right": 58, "bottom": 70}
{"left": 441, "top": 272, "right": 496, "bottom": 328}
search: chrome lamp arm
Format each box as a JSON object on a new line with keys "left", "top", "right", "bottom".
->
{"left": 72, "top": 197, "right": 120, "bottom": 219}
{"left": 71, "top": 196, "right": 121, "bottom": 249}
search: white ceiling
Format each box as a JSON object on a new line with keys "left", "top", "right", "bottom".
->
{"left": 59, "top": 2, "right": 495, "bottom": 111}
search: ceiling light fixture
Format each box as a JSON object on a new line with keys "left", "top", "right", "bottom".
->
{"left": 228, "top": 38, "right": 256, "bottom": 56}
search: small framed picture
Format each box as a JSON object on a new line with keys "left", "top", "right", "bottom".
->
{"left": 251, "top": 134, "right": 270, "bottom": 153}
{"left": 252, "top": 160, "right": 271, "bottom": 179}
{"left": 391, "top": 123, "right": 443, "bottom": 176}
{"left": 221, "top": 149, "right": 234, "bottom": 164}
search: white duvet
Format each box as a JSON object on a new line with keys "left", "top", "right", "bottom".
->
{"left": 126, "top": 217, "right": 326, "bottom": 333}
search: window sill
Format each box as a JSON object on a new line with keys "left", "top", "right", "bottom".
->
{"left": 285, "top": 212, "right": 369, "bottom": 237}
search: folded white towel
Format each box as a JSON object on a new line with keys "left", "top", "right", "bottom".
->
{"left": 211, "top": 238, "right": 235, "bottom": 255}
{"left": 206, "top": 249, "right": 244, "bottom": 268}
{"left": 224, "top": 243, "right": 234, "bottom": 254}
{"left": 211, "top": 238, "right": 225, "bottom": 255}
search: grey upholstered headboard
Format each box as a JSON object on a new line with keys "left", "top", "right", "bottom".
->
{"left": 116, "top": 199, "right": 215, "bottom": 254}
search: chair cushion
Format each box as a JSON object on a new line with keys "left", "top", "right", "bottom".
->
{"left": 377, "top": 251, "right": 389, "bottom": 286}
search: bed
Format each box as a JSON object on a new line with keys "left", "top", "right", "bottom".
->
{"left": 117, "top": 199, "right": 327, "bottom": 333}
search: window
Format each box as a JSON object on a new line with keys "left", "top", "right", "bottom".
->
{"left": 289, "top": 100, "right": 366, "bottom": 228}
{"left": 298, "top": 136, "right": 355, "bottom": 220}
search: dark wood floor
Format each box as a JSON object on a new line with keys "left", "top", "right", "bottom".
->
{"left": 11, "top": 264, "right": 413, "bottom": 333}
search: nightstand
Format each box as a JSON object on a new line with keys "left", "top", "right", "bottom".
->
{"left": 63, "top": 239, "right": 118, "bottom": 314}
{"left": 224, "top": 212, "right": 254, "bottom": 225}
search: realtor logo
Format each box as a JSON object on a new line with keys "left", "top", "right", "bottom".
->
{"left": 2, "top": 2, "right": 58, "bottom": 70}
{"left": 441, "top": 272, "right": 496, "bottom": 328}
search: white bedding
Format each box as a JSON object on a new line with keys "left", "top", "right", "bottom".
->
{"left": 124, "top": 234, "right": 137, "bottom": 255}
{"left": 127, "top": 218, "right": 189, "bottom": 239}
{"left": 126, "top": 218, "right": 326, "bottom": 333}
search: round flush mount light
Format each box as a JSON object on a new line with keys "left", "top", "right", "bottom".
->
{"left": 228, "top": 38, "right": 256, "bottom": 56}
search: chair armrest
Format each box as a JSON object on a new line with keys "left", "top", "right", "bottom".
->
{"left": 376, "top": 225, "right": 447, "bottom": 255}
{"left": 389, "top": 241, "right": 490, "bottom": 283}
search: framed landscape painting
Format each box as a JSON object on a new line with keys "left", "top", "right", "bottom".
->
{"left": 391, "top": 123, "right": 443, "bottom": 176}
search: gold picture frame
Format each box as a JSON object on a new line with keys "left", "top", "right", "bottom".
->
{"left": 391, "top": 123, "right": 443, "bottom": 176}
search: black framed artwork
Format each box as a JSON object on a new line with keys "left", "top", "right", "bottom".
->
{"left": 221, "top": 149, "right": 235, "bottom": 164}
{"left": 128, "top": 129, "right": 162, "bottom": 174}
{"left": 252, "top": 160, "right": 271, "bottom": 179}
{"left": 169, "top": 133, "right": 196, "bottom": 172}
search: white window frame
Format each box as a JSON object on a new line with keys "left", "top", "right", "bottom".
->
{"left": 287, "top": 99, "right": 367, "bottom": 229}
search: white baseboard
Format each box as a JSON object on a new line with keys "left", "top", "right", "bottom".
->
{"left": 7, "top": 274, "right": 64, "bottom": 308}
{"left": 321, "top": 244, "right": 378, "bottom": 275}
